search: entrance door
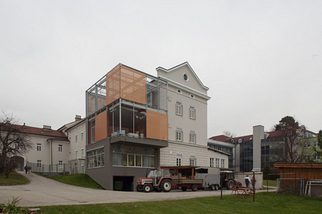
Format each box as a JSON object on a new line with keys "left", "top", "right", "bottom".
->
{"left": 113, "top": 176, "right": 134, "bottom": 191}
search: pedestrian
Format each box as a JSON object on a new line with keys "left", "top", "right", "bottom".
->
{"left": 244, "top": 175, "right": 251, "bottom": 187}
{"left": 24, "top": 165, "right": 28, "bottom": 174}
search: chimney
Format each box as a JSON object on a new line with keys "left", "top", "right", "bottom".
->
{"left": 75, "top": 115, "right": 82, "bottom": 121}
{"left": 43, "top": 125, "right": 52, "bottom": 130}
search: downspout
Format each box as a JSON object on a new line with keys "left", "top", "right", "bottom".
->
{"left": 47, "top": 139, "right": 53, "bottom": 173}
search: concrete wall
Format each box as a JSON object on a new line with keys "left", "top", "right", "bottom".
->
{"left": 235, "top": 172, "right": 263, "bottom": 189}
{"left": 253, "top": 125, "right": 264, "bottom": 170}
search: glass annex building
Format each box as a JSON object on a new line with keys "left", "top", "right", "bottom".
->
{"left": 85, "top": 64, "right": 169, "bottom": 190}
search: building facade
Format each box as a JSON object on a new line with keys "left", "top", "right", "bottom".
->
{"left": 85, "top": 62, "right": 228, "bottom": 191}
{"left": 210, "top": 125, "right": 319, "bottom": 172}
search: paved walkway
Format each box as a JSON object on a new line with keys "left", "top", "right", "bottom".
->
{"left": 0, "top": 172, "right": 276, "bottom": 207}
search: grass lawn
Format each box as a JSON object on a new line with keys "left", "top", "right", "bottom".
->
{"left": 39, "top": 192, "right": 322, "bottom": 214}
{"left": 0, "top": 171, "right": 29, "bottom": 185}
{"left": 40, "top": 173, "right": 105, "bottom": 190}
{"left": 263, "top": 180, "right": 277, "bottom": 187}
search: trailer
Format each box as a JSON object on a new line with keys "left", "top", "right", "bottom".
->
{"left": 195, "top": 167, "right": 221, "bottom": 190}
{"left": 165, "top": 166, "right": 203, "bottom": 191}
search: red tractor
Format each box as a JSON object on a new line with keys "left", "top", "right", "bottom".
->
{"left": 137, "top": 169, "right": 172, "bottom": 192}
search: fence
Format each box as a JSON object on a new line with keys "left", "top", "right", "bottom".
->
{"left": 26, "top": 162, "right": 68, "bottom": 176}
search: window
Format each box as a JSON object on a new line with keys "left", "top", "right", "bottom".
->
{"left": 189, "top": 106, "right": 196, "bottom": 119}
{"left": 176, "top": 129, "right": 183, "bottom": 141}
{"left": 215, "top": 158, "right": 219, "bottom": 168}
{"left": 75, "top": 135, "right": 78, "bottom": 143}
{"left": 176, "top": 154, "right": 182, "bottom": 166}
{"left": 210, "top": 158, "right": 214, "bottom": 167}
{"left": 81, "top": 148, "right": 84, "bottom": 157}
{"left": 221, "top": 159, "right": 225, "bottom": 168}
{"left": 190, "top": 156, "right": 196, "bottom": 166}
{"left": 176, "top": 102, "right": 183, "bottom": 116}
{"left": 81, "top": 132, "right": 84, "bottom": 141}
{"left": 37, "top": 160, "right": 42, "bottom": 168}
{"left": 37, "top": 143, "right": 41, "bottom": 151}
{"left": 111, "top": 145, "right": 155, "bottom": 168}
{"left": 189, "top": 131, "right": 196, "bottom": 143}
{"left": 58, "top": 144, "right": 63, "bottom": 152}
{"left": 58, "top": 161, "right": 63, "bottom": 169}
{"left": 183, "top": 74, "right": 188, "bottom": 81}
{"left": 75, "top": 150, "right": 78, "bottom": 158}
{"left": 87, "top": 148, "right": 105, "bottom": 169}
{"left": 314, "top": 141, "right": 317, "bottom": 147}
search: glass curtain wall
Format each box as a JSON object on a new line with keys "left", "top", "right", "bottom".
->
{"left": 111, "top": 144, "right": 155, "bottom": 167}
{"left": 108, "top": 102, "right": 146, "bottom": 138}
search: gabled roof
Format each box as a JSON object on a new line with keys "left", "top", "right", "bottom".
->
{"left": 156, "top": 61, "right": 209, "bottom": 90}
{"left": 1, "top": 123, "right": 68, "bottom": 141}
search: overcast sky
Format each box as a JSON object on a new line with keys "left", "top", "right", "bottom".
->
{"left": 1, "top": 0, "right": 321, "bottom": 138}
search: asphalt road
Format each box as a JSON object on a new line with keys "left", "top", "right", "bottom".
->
{"left": 0, "top": 172, "right": 274, "bottom": 207}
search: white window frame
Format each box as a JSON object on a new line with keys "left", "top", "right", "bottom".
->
{"left": 37, "top": 160, "right": 42, "bottom": 168}
{"left": 176, "top": 102, "right": 183, "bottom": 116}
{"left": 176, "top": 154, "right": 182, "bottom": 166}
{"left": 81, "top": 132, "right": 84, "bottom": 141}
{"left": 176, "top": 129, "right": 183, "bottom": 142}
{"left": 58, "top": 144, "right": 63, "bottom": 152}
{"left": 75, "top": 134, "right": 78, "bottom": 143}
{"left": 190, "top": 156, "right": 196, "bottom": 166}
{"left": 189, "top": 106, "right": 196, "bottom": 120}
{"left": 210, "top": 158, "right": 214, "bottom": 167}
{"left": 189, "top": 131, "right": 196, "bottom": 143}
{"left": 221, "top": 159, "right": 225, "bottom": 168}
{"left": 37, "top": 143, "right": 41, "bottom": 151}
{"left": 215, "top": 158, "right": 219, "bottom": 168}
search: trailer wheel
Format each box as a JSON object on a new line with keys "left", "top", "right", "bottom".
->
{"left": 192, "top": 185, "right": 198, "bottom": 191}
{"left": 161, "top": 180, "right": 172, "bottom": 192}
{"left": 215, "top": 185, "right": 219, "bottom": 190}
{"left": 181, "top": 187, "right": 187, "bottom": 191}
{"left": 143, "top": 184, "right": 152, "bottom": 192}
{"left": 136, "top": 185, "right": 143, "bottom": 192}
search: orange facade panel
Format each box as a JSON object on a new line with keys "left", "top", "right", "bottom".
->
{"left": 146, "top": 110, "right": 168, "bottom": 141}
{"left": 106, "top": 64, "right": 146, "bottom": 106}
{"left": 95, "top": 110, "right": 107, "bottom": 142}
{"left": 120, "top": 66, "right": 146, "bottom": 105}
{"left": 106, "top": 64, "right": 121, "bottom": 106}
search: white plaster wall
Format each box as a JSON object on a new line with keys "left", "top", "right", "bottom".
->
{"left": 24, "top": 135, "right": 51, "bottom": 165}
{"left": 157, "top": 64, "right": 208, "bottom": 94}
{"left": 167, "top": 84, "right": 208, "bottom": 147}
{"left": 66, "top": 121, "right": 86, "bottom": 161}
{"left": 160, "top": 142, "right": 228, "bottom": 168}
{"left": 23, "top": 135, "right": 70, "bottom": 165}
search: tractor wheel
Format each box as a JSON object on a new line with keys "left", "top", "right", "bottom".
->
{"left": 136, "top": 185, "right": 143, "bottom": 192}
{"left": 161, "top": 180, "right": 172, "bottom": 192}
{"left": 181, "top": 187, "right": 187, "bottom": 191}
{"left": 143, "top": 184, "right": 152, "bottom": 193}
{"left": 192, "top": 185, "right": 198, "bottom": 191}
{"left": 226, "top": 180, "right": 234, "bottom": 190}
{"left": 210, "top": 185, "right": 216, "bottom": 191}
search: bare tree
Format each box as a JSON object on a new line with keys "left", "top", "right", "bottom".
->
{"left": 0, "top": 114, "right": 32, "bottom": 177}
{"left": 273, "top": 116, "right": 306, "bottom": 163}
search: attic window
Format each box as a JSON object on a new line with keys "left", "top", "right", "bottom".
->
{"left": 183, "top": 74, "right": 188, "bottom": 81}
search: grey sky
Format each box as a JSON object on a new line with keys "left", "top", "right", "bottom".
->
{"left": 1, "top": 0, "right": 321, "bottom": 137}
